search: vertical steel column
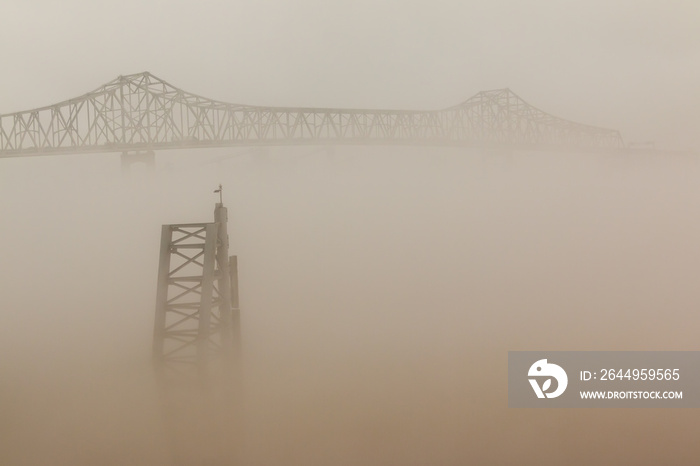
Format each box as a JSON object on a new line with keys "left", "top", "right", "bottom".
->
{"left": 214, "top": 204, "right": 234, "bottom": 362}
{"left": 196, "top": 223, "right": 218, "bottom": 380}
{"left": 153, "top": 225, "right": 173, "bottom": 376}
{"left": 229, "top": 255, "right": 241, "bottom": 357}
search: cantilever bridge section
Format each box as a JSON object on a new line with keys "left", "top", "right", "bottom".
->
{"left": 0, "top": 72, "right": 624, "bottom": 157}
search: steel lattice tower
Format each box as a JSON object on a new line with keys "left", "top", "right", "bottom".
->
{"left": 153, "top": 196, "right": 241, "bottom": 465}
{"left": 153, "top": 199, "right": 240, "bottom": 384}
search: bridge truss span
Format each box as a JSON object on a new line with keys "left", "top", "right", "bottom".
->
{"left": 0, "top": 72, "right": 624, "bottom": 156}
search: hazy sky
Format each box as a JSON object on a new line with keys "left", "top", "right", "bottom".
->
{"left": 0, "top": 0, "right": 698, "bottom": 149}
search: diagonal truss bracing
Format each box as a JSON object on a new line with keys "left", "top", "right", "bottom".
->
{"left": 0, "top": 72, "right": 624, "bottom": 156}
{"left": 153, "top": 203, "right": 238, "bottom": 384}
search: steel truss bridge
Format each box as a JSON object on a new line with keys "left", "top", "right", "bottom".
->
{"left": 0, "top": 72, "right": 624, "bottom": 157}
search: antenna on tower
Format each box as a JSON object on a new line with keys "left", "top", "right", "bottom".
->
{"left": 214, "top": 184, "right": 223, "bottom": 204}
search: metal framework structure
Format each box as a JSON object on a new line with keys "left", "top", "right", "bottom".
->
{"left": 153, "top": 200, "right": 242, "bottom": 466}
{"left": 153, "top": 201, "right": 239, "bottom": 384}
{"left": 0, "top": 72, "right": 624, "bottom": 157}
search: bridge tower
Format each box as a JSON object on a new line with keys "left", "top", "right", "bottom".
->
{"left": 153, "top": 189, "right": 241, "bottom": 465}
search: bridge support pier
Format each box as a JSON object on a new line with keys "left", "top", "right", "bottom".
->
{"left": 121, "top": 150, "right": 155, "bottom": 176}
